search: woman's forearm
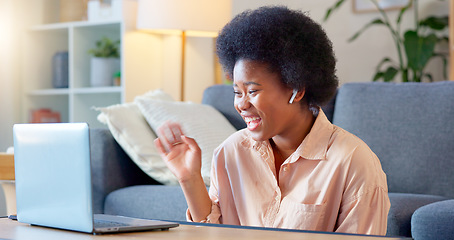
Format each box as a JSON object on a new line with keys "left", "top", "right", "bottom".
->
{"left": 179, "top": 174, "right": 212, "bottom": 222}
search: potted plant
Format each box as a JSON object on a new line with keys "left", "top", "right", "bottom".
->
{"left": 88, "top": 36, "right": 121, "bottom": 87}
{"left": 324, "top": 0, "right": 449, "bottom": 82}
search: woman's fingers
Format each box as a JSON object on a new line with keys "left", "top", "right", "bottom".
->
{"left": 154, "top": 138, "right": 167, "bottom": 156}
{"left": 169, "top": 123, "right": 183, "bottom": 143}
{"left": 182, "top": 135, "right": 200, "bottom": 153}
{"left": 157, "top": 121, "right": 185, "bottom": 152}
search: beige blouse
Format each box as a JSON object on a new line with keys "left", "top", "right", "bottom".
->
{"left": 190, "top": 110, "right": 390, "bottom": 235}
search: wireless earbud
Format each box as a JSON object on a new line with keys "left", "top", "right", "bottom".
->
{"left": 289, "top": 89, "right": 298, "bottom": 104}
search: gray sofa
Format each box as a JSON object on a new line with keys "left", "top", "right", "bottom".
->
{"left": 90, "top": 82, "right": 454, "bottom": 239}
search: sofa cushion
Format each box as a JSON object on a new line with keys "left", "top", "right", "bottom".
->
{"left": 411, "top": 199, "right": 454, "bottom": 240}
{"left": 386, "top": 193, "right": 447, "bottom": 237}
{"left": 333, "top": 81, "right": 454, "bottom": 198}
{"left": 202, "top": 85, "right": 246, "bottom": 130}
{"left": 89, "top": 129, "right": 161, "bottom": 213}
{"left": 96, "top": 90, "right": 178, "bottom": 185}
{"left": 136, "top": 96, "right": 237, "bottom": 186}
{"left": 104, "top": 185, "right": 188, "bottom": 221}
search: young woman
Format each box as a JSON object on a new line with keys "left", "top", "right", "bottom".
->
{"left": 155, "top": 6, "right": 390, "bottom": 235}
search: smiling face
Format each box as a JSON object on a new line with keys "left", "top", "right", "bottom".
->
{"left": 233, "top": 59, "right": 302, "bottom": 142}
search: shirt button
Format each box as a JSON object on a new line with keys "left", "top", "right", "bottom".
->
{"left": 283, "top": 166, "right": 288, "bottom": 171}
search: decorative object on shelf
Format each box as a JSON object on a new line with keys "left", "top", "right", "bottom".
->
{"left": 136, "top": 0, "right": 231, "bottom": 101}
{"left": 88, "top": 36, "right": 121, "bottom": 87}
{"left": 59, "top": 0, "right": 89, "bottom": 22}
{"left": 30, "top": 109, "right": 61, "bottom": 123}
{"left": 113, "top": 71, "right": 121, "bottom": 86}
{"left": 52, "top": 51, "right": 69, "bottom": 88}
{"left": 325, "top": 0, "right": 449, "bottom": 82}
{"left": 87, "top": 0, "right": 122, "bottom": 22}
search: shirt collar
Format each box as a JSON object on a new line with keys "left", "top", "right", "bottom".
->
{"left": 241, "top": 109, "right": 334, "bottom": 162}
{"left": 293, "top": 109, "right": 333, "bottom": 162}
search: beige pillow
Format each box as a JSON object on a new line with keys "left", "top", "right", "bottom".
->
{"left": 135, "top": 97, "right": 237, "bottom": 186}
{"left": 96, "top": 89, "right": 180, "bottom": 185}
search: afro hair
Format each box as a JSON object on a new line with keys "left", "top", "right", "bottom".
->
{"left": 216, "top": 6, "right": 338, "bottom": 107}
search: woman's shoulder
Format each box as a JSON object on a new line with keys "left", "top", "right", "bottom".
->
{"left": 329, "top": 125, "right": 385, "bottom": 181}
{"left": 330, "top": 125, "right": 370, "bottom": 150}
{"left": 214, "top": 128, "right": 261, "bottom": 157}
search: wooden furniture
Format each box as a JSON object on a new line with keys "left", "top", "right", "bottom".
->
{"left": 0, "top": 218, "right": 410, "bottom": 240}
{"left": 0, "top": 153, "right": 15, "bottom": 215}
{"left": 0, "top": 153, "right": 14, "bottom": 180}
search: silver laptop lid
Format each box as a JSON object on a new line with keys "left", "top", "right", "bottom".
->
{"left": 14, "top": 123, "right": 94, "bottom": 233}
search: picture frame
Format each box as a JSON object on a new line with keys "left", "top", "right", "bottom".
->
{"left": 353, "top": 0, "right": 410, "bottom": 13}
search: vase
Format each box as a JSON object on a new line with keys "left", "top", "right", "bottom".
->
{"left": 90, "top": 57, "right": 121, "bottom": 87}
{"left": 52, "top": 51, "right": 69, "bottom": 88}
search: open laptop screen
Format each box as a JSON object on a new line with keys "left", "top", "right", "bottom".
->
{"left": 14, "top": 123, "right": 94, "bottom": 232}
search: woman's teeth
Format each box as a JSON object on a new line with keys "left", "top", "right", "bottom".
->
{"left": 245, "top": 116, "right": 261, "bottom": 130}
{"left": 245, "top": 116, "right": 260, "bottom": 123}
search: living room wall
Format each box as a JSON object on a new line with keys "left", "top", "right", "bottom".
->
{"left": 0, "top": 1, "right": 21, "bottom": 153}
{"left": 232, "top": 0, "right": 449, "bottom": 85}
{"left": 0, "top": 0, "right": 20, "bottom": 217}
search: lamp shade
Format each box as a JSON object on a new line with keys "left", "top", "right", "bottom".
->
{"left": 137, "top": 0, "right": 231, "bottom": 36}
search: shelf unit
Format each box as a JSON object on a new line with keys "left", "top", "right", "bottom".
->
{"left": 19, "top": 0, "right": 220, "bottom": 127}
{"left": 22, "top": 20, "right": 124, "bottom": 128}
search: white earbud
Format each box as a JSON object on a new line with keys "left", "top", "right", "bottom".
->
{"left": 289, "top": 89, "right": 298, "bottom": 104}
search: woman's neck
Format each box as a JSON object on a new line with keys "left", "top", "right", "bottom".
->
{"left": 271, "top": 106, "right": 316, "bottom": 160}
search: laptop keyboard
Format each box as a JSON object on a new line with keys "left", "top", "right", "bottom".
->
{"left": 94, "top": 219, "right": 131, "bottom": 228}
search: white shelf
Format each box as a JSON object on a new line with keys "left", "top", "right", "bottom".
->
{"left": 22, "top": 12, "right": 124, "bottom": 126}
{"left": 73, "top": 86, "right": 122, "bottom": 94}
{"left": 28, "top": 88, "right": 70, "bottom": 96}
{"left": 30, "top": 20, "right": 122, "bottom": 31}
{"left": 28, "top": 87, "right": 122, "bottom": 96}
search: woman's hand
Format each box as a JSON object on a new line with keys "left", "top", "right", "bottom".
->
{"left": 155, "top": 121, "right": 212, "bottom": 222}
{"left": 154, "top": 121, "right": 202, "bottom": 183}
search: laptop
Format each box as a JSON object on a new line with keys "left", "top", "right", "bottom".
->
{"left": 13, "top": 122, "right": 179, "bottom": 234}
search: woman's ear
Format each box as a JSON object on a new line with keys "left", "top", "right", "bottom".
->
{"left": 289, "top": 89, "right": 305, "bottom": 104}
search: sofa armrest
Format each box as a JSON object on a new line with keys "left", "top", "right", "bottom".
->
{"left": 89, "top": 128, "right": 161, "bottom": 213}
{"left": 411, "top": 199, "right": 454, "bottom": 240}
{"left": 386, "top": 193, "right": 447, "bottom": 237}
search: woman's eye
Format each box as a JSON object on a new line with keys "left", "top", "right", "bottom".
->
{"left": 248, "top": 90, "right": 258, "bottom": 95}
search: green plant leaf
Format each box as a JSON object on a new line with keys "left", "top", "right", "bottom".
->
{"left": 424, "top": 73, "right": 434, "bottom": 82}
{"left": 437, "top": 36, "right": 449, "bottom": 44}
{"left": 383, "top": 66, "right": 398, "bottom": 82}
{"left": 373, "top": 72, "right": 383, "bottom": 82}
{"left": 397, "top": 0, "right": 413, "bottom": 24}
{"left": 375, "top": 57, "right": 394, "bottom": 71}
{"left": 348, "top": 19, "right": 385, "bottom": 42}
{"left": 88, "top": 36, "right": 121, "bottom": 58}
{"left": 372, "top": 66, "right": 399, "bottom": 82}
{"left": 323, "top": 0, "right": 346, "bottom": 22}
{"left": 419, "top": 16, "right": 449, "bottom": 31}
{"left": 404, "top": 31, "right": 437, "bottom": 72}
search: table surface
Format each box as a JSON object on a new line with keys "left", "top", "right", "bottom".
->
{"left": 0, "top": 218, "right": 411, "bottom": 240}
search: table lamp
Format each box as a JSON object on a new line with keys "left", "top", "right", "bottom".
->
{"left": 136, "top": 0, "right": 231, "bottom": 101}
